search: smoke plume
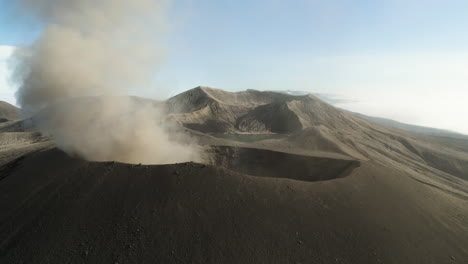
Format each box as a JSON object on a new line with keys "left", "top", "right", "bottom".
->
{"left": 13, "top": 0, "right": 199, "bottom": 164}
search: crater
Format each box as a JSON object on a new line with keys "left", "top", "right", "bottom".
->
{"left": 206, "top": 146, "right": 360, "bottom": 182}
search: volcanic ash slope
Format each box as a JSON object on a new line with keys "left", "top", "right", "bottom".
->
{"left": 1, "top": 87, "right": 468, "bottom": 263}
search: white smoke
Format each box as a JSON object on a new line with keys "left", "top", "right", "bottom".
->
{"left": 12, "top": 0, "right": 200, "bottom": 164}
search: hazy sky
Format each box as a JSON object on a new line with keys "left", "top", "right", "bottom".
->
{"left": 1, "top": 0, "right": 468, "bottom": 134}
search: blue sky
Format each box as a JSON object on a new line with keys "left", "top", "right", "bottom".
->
{"left": 1, "top": 0, "right": 468, "bottom": 133}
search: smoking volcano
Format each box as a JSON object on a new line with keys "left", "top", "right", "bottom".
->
{"left": 12, "top": 0, "right": 198, "bottom": 164}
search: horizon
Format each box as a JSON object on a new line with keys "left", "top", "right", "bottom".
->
{"left": 1, "top": 0, "right": 468, "bottom": 134}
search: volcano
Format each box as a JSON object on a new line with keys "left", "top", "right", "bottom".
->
{"left": 1, "top": 87, "right": 468, "bottom": 263}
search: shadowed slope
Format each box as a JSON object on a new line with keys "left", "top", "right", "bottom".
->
{"left": 1, "top": 149, "right": 468, "bottom": 263}
{"left": 166, "top": 87, "right": 468, "bottom": 184}
{"left": 0, "top": 102, "right": 19, "bottom": 122}
{"left": 237, "top": 102, "right": 303, "bottom": 133}
{"left": 206, "top": 146, "right": 360, "bottom": 182}
{"left": 165, "top": 87, "right": 310, "bottom": 133}
{"left": 3, "top": 88, "right": 467, "bottom": 181}
{"left": 166, "top": 87, "right": 356, "bottom": 134}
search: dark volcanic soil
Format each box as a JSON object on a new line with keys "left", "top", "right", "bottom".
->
{"left": 1, "top": 148, "right": 468, "bottom": 264}
{"left": 206, "top": 146, "right": 360, "bottom": 182}
{"left": 2, "top": 88, "right": 468, "bottom": 263}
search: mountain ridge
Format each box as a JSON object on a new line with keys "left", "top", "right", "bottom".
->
{"left": 0, "top": 101, "right": 19, "bottom": 122}
{"left": 1, "top": 87, "right": 468, "bottom": 263}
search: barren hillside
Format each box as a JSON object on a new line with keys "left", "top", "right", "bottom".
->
{"left": 1, "top": 87, "right": 468, "bottom": 263}
{"left": 0, "top": 101, "right": 19, "bottom": 122}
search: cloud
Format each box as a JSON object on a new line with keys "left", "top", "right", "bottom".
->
{"left": 313, "top": 93, "right": 357, "bottom": 105}
{"left": 10, "top": 0, "right": 200, "bottom": 164}
{"left": 300, "top": 52, "right": 468, "bottom": 135}
{"left": 0, "top": 46, "right": 16, "bottom": 58}
{"left": 0, "top": 45, "right": 17, "bottom": 105}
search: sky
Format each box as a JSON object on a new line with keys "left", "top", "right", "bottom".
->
{"left": 1, "top": 0, "right": 468, "bottom": 134}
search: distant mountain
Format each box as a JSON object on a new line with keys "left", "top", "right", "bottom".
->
{"left": 0, "top": 101, "right": 19, "bottom": 122}
{"left": 246, "top": 89, "right": 309, "bottom": 96}
{"left": 249, "top": 89, "right": 468, "bottom": 140}
{"left": 345, "top": 110, "right": 468, "bottom": 140}
{"left": 247, "top": 89, "right": 352, "bottom": 104}
{"left": 167, "top": 86, "right": 349, "bottom": 134}
{"left": 167, "top": 86, "right": 468, "bottom": 180}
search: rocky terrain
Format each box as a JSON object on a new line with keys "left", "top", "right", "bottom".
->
{"left": 1, "top": 87, "right": 468, "bottom": 263}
